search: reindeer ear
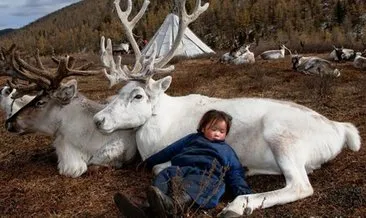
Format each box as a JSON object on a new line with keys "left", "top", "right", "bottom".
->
{"left": 149, "top": 76, "right": 172, "bottom": 93}
{"left": 52, "top": 79, "right": 77, "bottom": 104}
{"left": 159, "top": 76, "right": 172, "bottom": 92}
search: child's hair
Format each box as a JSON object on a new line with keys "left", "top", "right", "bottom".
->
{"left": 198, "top": 109, "right": 233, "bottom": 134}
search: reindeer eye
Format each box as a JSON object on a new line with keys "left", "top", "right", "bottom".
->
{"left": 35, "top": 100, "right": 46, "bottom": 107}
{"left": 134, "top": 94, "right": 143, "bottom": 99}
{"left": 4, "top": 88, "right": 12, "bottom": 96}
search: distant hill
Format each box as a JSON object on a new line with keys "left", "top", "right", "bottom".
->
{"left": 0, "top": 28, "right": 15, "bottom": 37}
{"left": 0, "top": 0, "right": 366, "bottom": 55}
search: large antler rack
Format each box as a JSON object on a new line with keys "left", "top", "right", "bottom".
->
{"left": 8, "top": 49, "right": 103, "bottom": 99}
{"left": 114, "top": 0, "right": 150, "bottom": 73}
{"left": 101, "top": 0, "right": 209, "bottom": 87}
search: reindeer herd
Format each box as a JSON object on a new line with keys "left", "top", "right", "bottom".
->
{"left": 221, "top": 41, "right": 366, "bottom": 78}
{"left": 0, "top": 0, "right": 362, "bottom": 217}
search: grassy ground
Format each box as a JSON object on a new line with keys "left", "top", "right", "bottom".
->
{"left": 0, "top": 52, "right": 365, "bottom": 217}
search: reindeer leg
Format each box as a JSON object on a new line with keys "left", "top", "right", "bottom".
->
{"left": 54, "top": 136, "right": 88, "bottom": 178}
{"left": 88, "top": 139, "right": 126, "bottom": 166}
{"left": 219, "top": 132, "right": 314, "bottom": 217}
{"left": 219, "top": 155, "right": 313, "bottom": 217}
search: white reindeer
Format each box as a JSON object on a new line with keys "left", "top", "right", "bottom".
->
{"left": 231, "top": 44, "right": 255, "bottom": 65}
{"left": 113, "top": 42, "right": 130, "bottom": 55}
{"left": 220, "top": 50, "right": 238, "bottom": 64}
{"left": 329, "top": 45, "right": 355, "bottom": 61}
{"left": 221, "top": 45, "right": 255, "bottom": 65}
{"left": 260, "top": 44, "right": 291, "bottom": 60}
{"left": 291, "top": 54, "right": 341, "bottom": 77}
{"left": 5, "top": 50, "right": 136, "bottom": 178}
{"left": 93, "top": 0, "right": 361, "bottom": 216}
{"left": 0, "top": 86, "right": 35, "bottom": 118}
{"left": 353, "top": 51, "right": 366, "bottom": 69}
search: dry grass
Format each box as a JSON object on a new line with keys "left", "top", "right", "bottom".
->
{"left": 0, "top": 53, "right": 365, "bottom": 217}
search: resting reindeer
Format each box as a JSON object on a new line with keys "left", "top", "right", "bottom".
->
{"left": 5, "top": 49, "right": 136, "bottom": 178}
{"left": 329, "top": 45, "right": 355, "bottom": 62}
{"left": 0, "top": 86, "right": 35, "bottom": 118}
{"left": 291, "top": 54, "right": 341, "bottom": 77}
{"left": 220, "top": 48, "right": 240, "bottom": 64}
{"left": 260, "top": 44, "right": 291, "bottom": 60}
{"left": 221, "top": 44, "right": 255, "bottom": 65}
{"left": 353, "top": 51, "right": 366, "bottom": 70}
{"left": 93, "top": 0, "right": 361, "bottom": 216}
{"left": 231, "top": 44, "right": 255, "bottom": 65}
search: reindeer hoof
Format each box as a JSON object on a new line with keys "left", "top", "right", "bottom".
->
{"left": 244, "top": 207, "right": 253, "bottom": 215}
{"left": 217, "top": 210, "right": 242, "bottom": 218}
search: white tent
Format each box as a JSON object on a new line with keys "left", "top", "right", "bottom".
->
{"left": 142, "top": 13, "right": 215, "bottom": 58}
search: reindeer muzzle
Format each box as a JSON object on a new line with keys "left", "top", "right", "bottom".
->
{"left": 5, "top": 120, "right": 18, "bottom": 133}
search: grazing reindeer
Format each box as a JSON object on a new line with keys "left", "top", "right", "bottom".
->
{"left": 5, "top": 50, "right": 136, "bottom": 178}
{"left": 93, "top": 0, "right": 361, "bottom": 216}
{"left": 260, "top": 44, "right": 291, "bottom": 60}
{"left": 353, "top": 51, "right": 366, "bottom": 70}
{"left": 291, "top": 54, "right": 341, "bottom": 77}
{"left": 329, "top": 45, "right": 355, "bottom": 61}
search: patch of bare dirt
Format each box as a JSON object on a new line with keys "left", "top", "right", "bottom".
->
{"left": 0, "top": 54, "right": 365, "bottom": 217}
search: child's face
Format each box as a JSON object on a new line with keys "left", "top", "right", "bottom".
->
{"left": 202, "top": 119, "right": 227, "bottom": 141}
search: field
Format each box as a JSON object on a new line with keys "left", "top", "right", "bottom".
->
{"left": 0, "top": 53, "right": 365, "bottom": 217}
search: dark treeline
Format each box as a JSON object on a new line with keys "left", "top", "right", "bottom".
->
{"left": 1, "top": 0, "right": 366, "bottom": 55}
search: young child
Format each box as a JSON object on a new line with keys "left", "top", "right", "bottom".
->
{"left": 115, "top": 109, "right": 251, "bottom": 218}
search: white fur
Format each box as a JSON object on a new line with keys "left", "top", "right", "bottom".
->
{"left": 6, "top": 80, "right": 136, "bottom": 178}
{"left": 341, "top": 48, "right": 355, "bottom": 60}
{"left": 220, "top": 52, "right": 235, "bottom": 63}
{"left": 330, "top": 46, "right": 355, "bottom": 61}
{"left": 353, "top": 52, "right": 366, "bottom": 69}
{"left": 232, "top": 45, "right": 255, "bottom": 65}
{"left": 221, "top": 45, "right": 255, "bottom": 65}
{"left": 0, "top": 86, "right": 35, "bottom": 118}
{"left": 93, "top": 76, "right": 361, "bottom": 216}
{"left": 260, "top": 45, "right": 289, "bottom": 60}
{"left": 292, "top": 55, "right": 340, "bottom": 77}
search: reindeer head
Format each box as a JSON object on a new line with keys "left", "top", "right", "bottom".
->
{"left": 333, "top": 45, "right": 344, "bottom": 61}
{"left": 94, "top": 0, "right": 209, "bottom": 133}
{"left": 291, "top": 51, "right": 302, "bottom": 70}
{"left": 5, "top": 49, "right": 103, "bottom": 134}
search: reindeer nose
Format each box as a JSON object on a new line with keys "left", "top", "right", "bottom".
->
{"left": 95, "top": 117, "right": 105, "bottom": 129}
{"left": 5, "top": 120, "right": 16, "bottom": 132}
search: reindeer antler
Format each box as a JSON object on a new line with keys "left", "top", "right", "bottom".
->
{"left": 9, "top": 49, "right": 103, "bottom": 96}
{"left": 114, "top": 0, "right": 150, "bottom": 73}
{"left": 101, "top": 0, "right": 208, "bottom": 86}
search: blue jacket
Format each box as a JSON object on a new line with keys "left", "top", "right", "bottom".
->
{"left": 145, "top": 132, "right": 251, "bottom": 208}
